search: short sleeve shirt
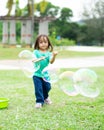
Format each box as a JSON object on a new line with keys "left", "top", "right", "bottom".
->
{"left": 33, "top": 50, "right": 52, "bottom": 78}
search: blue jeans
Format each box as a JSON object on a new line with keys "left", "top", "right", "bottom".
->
{"left": 33, "top": 76, "right": 51, "bottom": 104}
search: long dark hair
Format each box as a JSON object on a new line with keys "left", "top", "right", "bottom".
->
{"left": 33, "top": 34, "right": 53, "bottom": 52}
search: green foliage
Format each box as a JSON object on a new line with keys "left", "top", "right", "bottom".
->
{"left": 16, "top": 22, "right": 21, "bottom": 43}
{"left": 6, "top": 0, "right": 14, "bottom": 16}
{"left": 82, "top": 0, "right": 104, "bottom": 46}
{"left": 3, "top": 0, "right": 104, "bottom": 46}
{"left": 0, "top": 22, "right": 2, "bottom": 42}
{"left": 39, "top": 0, "right": 48, "bottom": 13}
{"left": 49, "top": 20, "right": 79, "bottom": 43}
{"left": 49, "top": 37, "right": 75, "bottom": 46}
{"left": 36, "top": 1, "right": 59, "bottom": 17}
{"left": 60, "top": 7, "right": 73, "bottom": 22}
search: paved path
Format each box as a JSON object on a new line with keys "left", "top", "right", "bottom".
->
{"left": 55, "top": 56, "right": 104, "bottom": 68}
{"left": 66, "top": 46, "right": 104, "bottom": 52}
{"left": 0, "top": 56, "right": 104, "bottom": 70}
{"left": 0, "top": 46, "right": 104, "bottom": 69}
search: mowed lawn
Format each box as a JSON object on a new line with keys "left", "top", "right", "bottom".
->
{"left": 0, "top": 45, "right": 104, "bottom": 60}
{"left": 0, "top": 46, "right": 104, "bottom": 130}
{"left": 0, "top": 68, "right": 104, "bottom": 130}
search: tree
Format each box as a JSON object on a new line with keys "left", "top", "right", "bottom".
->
{"left": 59, "top": 8, "right": 73, "bottom": 22}
{"left": 35, "top": 1, "right": 59, "bottom": 17}
{"left": 15, "top": 0, "right": 22, "bottom": 16}
{"left": 82, "top": 0, "right": 104, "bottom": 46}
{"left": 5, "top": 0, "right": 82, "bottom": 44}
{"left": 6, "top": 0, "right": 47, "bottom": 16}
{"left": 6, "top": 0, "right": 14, "bottom": 16}
{"left": 49, "top": 7, "right": 75, "bottom": 40}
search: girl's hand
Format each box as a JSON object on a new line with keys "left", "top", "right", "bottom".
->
{"left": 50, "top": 51, "right": 58, "bottom": 64}
{"left": 53, "top": 51, "right": 58, "bottom": 57}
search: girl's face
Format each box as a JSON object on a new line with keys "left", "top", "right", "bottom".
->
{"left": 38, "top": 36, "right": 49, "bottom": 51}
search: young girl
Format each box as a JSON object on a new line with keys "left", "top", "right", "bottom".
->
{"left": 32, "top": 34, "right": 58, "bottom": 108}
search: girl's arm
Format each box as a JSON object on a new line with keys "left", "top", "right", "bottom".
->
{"left": 50, "top": 51, "right": 58, "bottom": 64}
{"left": 32, "top": 57, "right": 46, "bottom": 63}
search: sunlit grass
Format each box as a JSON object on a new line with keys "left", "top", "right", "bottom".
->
{"left": 0, "top": 44, "right": 104, "bottom": 129}
{"left": 0, "top": 68, "right": 104, "bottom": 130}
{"left": 0, "top": 45, "right": 104, "bottom": 60}
{"left": 0, "top": 46, "right": 32, "bottom": 60}
{"left": 57, "top": 50, "right": 104, "bottom": 58}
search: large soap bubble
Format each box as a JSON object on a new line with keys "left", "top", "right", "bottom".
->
{"left": 18, "top": 50, "right": 40, "bottom": 78}
{"left": 73, "top": 68, "right": 100, "bottom": 98}
{"left": 42, "top": 65, "right": 60, "bottom": 84}
{"left": 59, "top": 71, "right": 79, "bottom": 96}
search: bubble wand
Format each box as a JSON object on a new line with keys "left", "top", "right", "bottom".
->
{"left": 32, "top": 56, "right": 48, "bottom": 63}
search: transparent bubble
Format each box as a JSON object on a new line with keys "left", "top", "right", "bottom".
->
{"left": 42, "top": 65, "right": 59, "bottom": 84}
{"left": 73, "top": 68, "right": 100, "bottom": 98}
{"left": 18, "top": 50, "right": 40, "bottom": 78}
{"left": 59, "top": 71, "right": 79, "bottom": 96}
{"left": 18, "top": 50, "right": 34, "bottom": 59}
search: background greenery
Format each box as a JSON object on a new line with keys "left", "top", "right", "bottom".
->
{"left": 0, "top": 0, "right": 104, "bottom": 46}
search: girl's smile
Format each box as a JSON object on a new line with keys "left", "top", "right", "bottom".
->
{"left": 39, "top": 37, "right": 48, "bottom": 51}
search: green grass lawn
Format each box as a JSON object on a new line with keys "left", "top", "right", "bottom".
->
{"left": 0, "top": 67, "right": 104, "bottom": 130}
{"left": 0, "top": 45, "right": 104, "bottom": 129}
{"left": 0, "top": 45, "right": 104, "bottom": 60}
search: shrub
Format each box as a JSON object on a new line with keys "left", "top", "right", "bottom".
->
{"left": 49, "top": 37, "right": 76, "bottom": 46}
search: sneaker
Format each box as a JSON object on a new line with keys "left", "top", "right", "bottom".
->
{"left": 35, "top": 103, "right": 42, "bottom": 108}
{"left": 44, "top": 98, "right": 52, "bottom": 105}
